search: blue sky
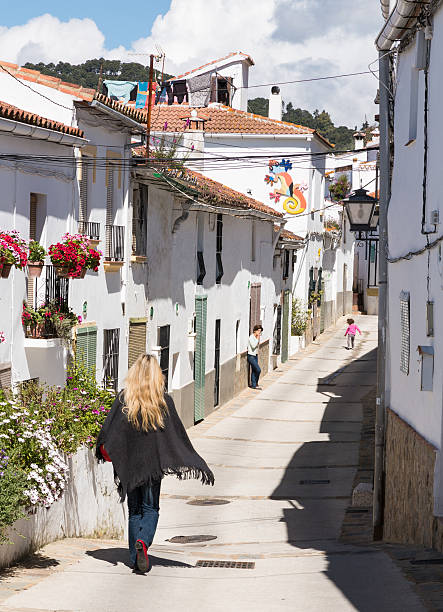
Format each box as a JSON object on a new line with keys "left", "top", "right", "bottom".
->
{"left": 1, "top": 1, "right": 172, "bottom": 49}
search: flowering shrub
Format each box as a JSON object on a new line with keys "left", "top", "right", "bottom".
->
{"left": 48, "top": 233, "right": 102, "bottom": 278}
{"left": 0, "top": 364, "right": 114, "bottom": 541}
{"left": 22, "top": 302, "right": 81, "bottom": 344}
{"left": 0, "top": 230, "right": 28, "bottom": 269}
{"left": 0, "top": 331, "right": 4, "bottom": 344}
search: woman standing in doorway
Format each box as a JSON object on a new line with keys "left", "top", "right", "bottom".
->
{"left": 96, "top": 354, "right": 214, "bottom": 573}
{"left": 248, "top": 324, "right": 263, "bottom": 390}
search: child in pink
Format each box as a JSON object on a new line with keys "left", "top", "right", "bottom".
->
{"left": 345, "top": 318, "right": 361, "bottom": 349}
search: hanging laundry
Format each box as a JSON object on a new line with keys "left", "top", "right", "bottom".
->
{"left": 156, "top": 82, "right": 172, "bottom": 104}
{"left": 103, "top": 81, "right": 137, "bottom": 103}
{"left": 188, "top": 73, "right": 212, "bottom": 108}
{"left": 135, "top": 82, "right": 157, "bottom": 109}
{"left": 172, "top": 79, "right": 188, "bottom": 104}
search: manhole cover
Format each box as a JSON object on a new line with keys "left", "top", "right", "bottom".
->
{"left": 167, "top": 535, "right": 217, "bottom": 544}
{"left": 299, "top": 479, "right": 330, "bottom": 485}
{"left": 187, "top": 499, "right": 230, "bottom": 506}
{"left": 196, "top": 560, "right": 255, "bottom": 569}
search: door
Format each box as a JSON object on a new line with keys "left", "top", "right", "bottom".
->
{"left": 103, "top": 328, "right": 120, "bottom": 392}
{"left": 158, "top": 325, "right": 170, "bottom": 388}
{"left": 194, "top": 295, "right": 207, "bottom": 423}
{"left": 273, "top": 305, "right": 282, "bottom": 355}
{"left": 343, "top": 263, "right": 348, "bottom": 315}
{"left": 312, "top": 268, "right": 320, "bottom": 339}
{"left": 249, "top": 283, "right": 261, "bottom": 333}
{"left": 214, "top": 319, "right": 221, "bottom": 407}
{"left": 281, "top": 290, "right": 290, "bottom": 362}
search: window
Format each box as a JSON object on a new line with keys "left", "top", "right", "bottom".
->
{"left": 158, "top": 325, "right": 170, "bottom": 387}
{"left": 132, "top": 185, "right": 148, "bottom": 256}
{"left": 103, "top": 328, "right": 120, "bottom": 392}
{"left": 78, "top": 156, "right": 89, "bottom": 233}
{"left": 128, "top": 320, "right": 147, "bottom": 368}
{"left": 76, "top": 326, "right": 97, "bottom": 376}
{"left": 418, "top": 346, "right": 433, "bottom": 391}
{"left": 197, "top": 213, "right": 206, "bottom": 285}
{"left": 45, "top": 265, "right": 69, "bottom": 312}
{"left": 282, "top": 250, "right": 290, "bottom": 280}
{"left": 400, "top": 291, "right": 410, "bottom": 374}
{"left": 216, "top": 213, "right": 224, "bottom": 284}
{"left": 211, "top": 76, "right": 233, "bottom": 106}
{"left": 105, "top": 168, "right": 124, "bottom": 261}
{"left": 249, "top": 283, "right": 261, "bottom": 333}
{"left": 235, "top": 320, "right": 240, "bottom": 355}
{"left": 407, "top": 30, "right": 426, "bottom": 146}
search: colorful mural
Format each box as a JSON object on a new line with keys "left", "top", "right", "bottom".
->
{"left": 265, "top": 159, "right": 308, "bottom": 215}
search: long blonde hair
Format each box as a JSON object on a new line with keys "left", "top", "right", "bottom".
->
{"left": 123, "top": 354, "right": 168, "bottom": 431}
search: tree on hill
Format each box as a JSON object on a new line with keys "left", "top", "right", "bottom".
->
{"left": 23, "top": 59, "right": 174, "bottom": 91}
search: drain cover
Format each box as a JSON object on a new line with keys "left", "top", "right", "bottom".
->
{"left": 167, "top": 535, "right": 217, "bottom": 544}
{"left": 299, "top": 479, "right": 330, "bottom": 485}
{"left": 187, "top": 499, "right": 230, "bottom": 506}
{"left": 196, "top": 560, "right": 255, "bottom": 569}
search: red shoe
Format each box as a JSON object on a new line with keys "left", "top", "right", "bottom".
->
{"left": 135, "top": 540, "right": 150, "bottom": 573}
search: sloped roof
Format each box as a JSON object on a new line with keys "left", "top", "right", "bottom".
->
{"left": 0, "top": 61, "right": 146, "bottom": 124}
{"left": 170, "top": 52, "right": 255, "bottom": 81}
{"left": 0, "top": 100, "right": 84, "bottom": 138}
{"left": 145, "top": 104, "right": 331, "bottom": 143}
{"left": 143, "top": 165, "right": 283, "bottom": 218}
{"left": 275, "top": 227, "right": 303, "bottom": 242}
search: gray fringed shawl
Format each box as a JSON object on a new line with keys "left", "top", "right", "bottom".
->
{"left": 96, "top": 393, "right": 214, "bottom": 501}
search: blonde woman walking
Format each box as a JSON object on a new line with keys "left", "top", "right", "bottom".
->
{"left": 96, "top": 354, "right": 214, "bottom": 573}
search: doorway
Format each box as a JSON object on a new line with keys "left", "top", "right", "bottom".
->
{"left": 214, "top": 319, "right": 221, "bottom": 407}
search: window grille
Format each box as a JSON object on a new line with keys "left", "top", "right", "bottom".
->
{"left": 45, "top": 265, "right": 69, "bottom": 312}
{"left": 78, "top": 158, "right": 88, "bottom": 227}
{"left": 400, "top": 291, "right": 410, "bottom": 374}
{"left": 103, "top": 328, "right": 120, "bottom": 392}
{"left": 105, "top": 225, "right": 125, "bottom": 261}
{"left": 282, "top": 250, "right": 290, "bottom": 280}
{"left": 216, "top": 214, "right": 224, "bottom": 284}
{"left": 158, "top": 325, "right": 170, "bottom": 388}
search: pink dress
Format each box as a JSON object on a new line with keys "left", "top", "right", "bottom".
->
{"left": 345, "top": 324, "right": 361, "bottom": 336}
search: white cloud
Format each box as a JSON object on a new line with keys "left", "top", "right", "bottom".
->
{"left": 0, "top": 2, "right": 383, "bottom": 126}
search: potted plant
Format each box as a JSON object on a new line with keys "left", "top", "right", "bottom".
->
{"left": 22, "top": 302, "right": 45, "bottom": 338}
{"left": 0, "top": 231, "right": 27, "bottom": 278}
{"left": 48, "top": 233, "right": 102, "bottom": 279}
{"left": 27, "top": 241, "right": 46, "bottom": 278}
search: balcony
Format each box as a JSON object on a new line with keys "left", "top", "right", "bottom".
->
{"left": 79, "top": 221, "right": 100, "bottom": 247}
{"left": 104, "top": 225, "right": 124, "bottom": 272}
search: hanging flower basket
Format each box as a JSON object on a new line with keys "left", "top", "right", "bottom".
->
{"left": 0, "top": 230, "right": 27, "bottom": 278}
{"left": 49, "top": 233, "right": 102, "bottom": 279}
{"left": 1, "top": 264, "right": 12, "bottom": 279}
{"left": 27, "top": 262, "right": 44, "bottom": 278}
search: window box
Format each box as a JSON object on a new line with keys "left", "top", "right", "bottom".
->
{"left": 104, "top": 260, "right": 124, "bottom": 273}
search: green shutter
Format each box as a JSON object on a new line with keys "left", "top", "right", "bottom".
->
{"left": 194, "top": 295, "right": 207, "bottom": 423}
{"left": 281, "top": 290, "right": 290, "bottom": 363}
{"left": 76, "top": 326, "right": 97, "bottom": 378}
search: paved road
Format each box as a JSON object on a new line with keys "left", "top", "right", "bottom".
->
{"left": 1, "top": 316, "right": 425, "bottom": 611}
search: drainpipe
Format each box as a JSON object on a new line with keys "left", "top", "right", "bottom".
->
{"left": 376, "top": 0, "right": 431, "bottom": 51}
{"left": 172, "top": 199, "right": 193, "bottom": 233}
{"left": 373, "top": 50, "right": 391, "bottom": 540}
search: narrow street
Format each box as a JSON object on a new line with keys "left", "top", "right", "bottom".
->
{"left": 0, "top": 316, "right": 425, "bottom": 612}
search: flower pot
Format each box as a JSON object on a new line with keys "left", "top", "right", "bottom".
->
{"left": 25, "top": 323, "right": 45, "bottom": 339}
{"left": 55, "top": 266, "right": 71, "bottom": 279}
{"left": 1, "top": 264, "right": 12, "bottom": 278}
{"left": 78, "top": 267, "right": 87, "bottom": 279}
{"left": 27, "top": 262, "right": 44, "bottom": 278}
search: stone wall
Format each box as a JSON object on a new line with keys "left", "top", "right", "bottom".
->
{"left": 384, "top": 408, "right": 441, "bottom": 550}
{"left": 0, "top": 447, "right": 126, "bottom": 569}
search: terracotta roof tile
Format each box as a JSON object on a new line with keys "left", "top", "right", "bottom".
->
{"left": 276, "top": 227, "right": 303, "bottom": 242}
{"left": 170, "top": 52, "right": 254, "bottom": 80}
{"left": 143, "top": 104, "right": 328, "bottom": 139}
{"left": 0, "top": 100, "right": 84, "bottom": 138}
{"left": 149, "top": 166, "right": 282, "bottom": 218}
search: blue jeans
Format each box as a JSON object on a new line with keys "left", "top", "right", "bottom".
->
{"left": 248, "top": 354, "right": 261, "bottom": 388}
{"left": 127, "top": 481, "right": 161, "bottom": 566}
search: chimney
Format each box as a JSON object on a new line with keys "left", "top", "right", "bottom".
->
{"left": 353, "top": 131, "right": 365, "bottom": 150}
{"left": 268, "top": 86, "right": 282, "bottom": 121}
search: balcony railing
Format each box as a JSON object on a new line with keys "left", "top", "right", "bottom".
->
{"left": 45, "top": 265, "right": 69, "bottom": 311}
{"left": 105, "top": 225, "right": 124, "bottom": 261}
{"left": 78, "top": 221, "right": 100, "bottom": 240}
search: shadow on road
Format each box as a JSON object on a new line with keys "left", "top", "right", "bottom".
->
{"left": 271, "top": 345, "right": 379, "bottom": 610}
{"left": 86, "top": 547, "right": 193, "bottom": 569}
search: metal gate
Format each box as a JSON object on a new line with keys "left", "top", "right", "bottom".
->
{"left": 273, "top": 305, "right": 282, "bottom": 355}
{"left": 194, "top": 295, "right": 207, "bottom": 422}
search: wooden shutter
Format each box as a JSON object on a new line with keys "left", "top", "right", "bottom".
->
{"left": 0, "top": 362, "right": 11, "bottom": 390}
{"left": 194, "top": 295, "right": 207, "bottom": 422}
{"left": 400, "top": 291, "right": 410, "bottom": 374}
{"left": 128, "top": 320, "right": 147, "bottom": 368}
{"left": 105, "top": 169, "right": 114, "bottom": 258}
{"left": 249, "top": 283, "right": 261, "bottom": 333}
{"left": 27, "top": 194, "right": 38, "bottom": 306}
{"left": 76, "top": 326, "right": 97, "bottom": 376}
{"left": 281, "top": 290, "right": 290, "bottom": 363}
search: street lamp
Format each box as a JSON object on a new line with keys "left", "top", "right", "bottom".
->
{"left": 343, "top": 188, "right": 377, "bottom": 232}
{"left": 369, "top": 205, "right": 380, "bottom": 231}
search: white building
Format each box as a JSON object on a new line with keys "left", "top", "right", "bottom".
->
{"left": 0, "top": 60, "right": 300, "bottom": 427}
{"left": 376, "top": 0, "right": 443, "bottom": 550}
